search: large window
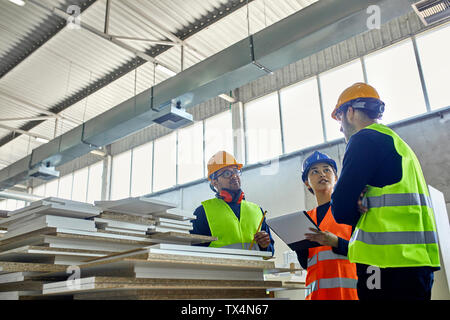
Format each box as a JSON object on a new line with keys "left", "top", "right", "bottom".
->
{"left": 45, "top": 179, "right": 58, "bottom": 197}
{"left": 204, "top": 110, "right": 233, "bottom": 175}
{"left": 33, "top": 184, "right": 46, "bottom": 197}
{"left": 365, "top": 39, "right": 427, "bottom": 124}
{"left": 280, "top": 77, "right": 324, "bottom": 153}
{"left": 131, "top": 142, "right": 153, "bottom": 197}
{"left": 245, "top": 92, "right": 282, "bottom": 164}
{"left": 87, "top": 161, "right": 103, "bottom": 204}
{"left": 58, "top": 173, "right": 73, "bottom": 200}
{"left": 72, "top": 167, "right": 88, "bottom": 202}
{"left": 178, "top": 122, "right": 204, "bottom": 184}
{"left": 2, "top": 199, "right": 25, "bottom": 211}
{"left": 153, "top": 132, "right": 177, "bottom": 192}
{"left": 110, "top": 150, "right": 131, "bottom": 200}
{"left": 320, "top": 59, "right": 365, "bottom": 141}
{"left": 416, "top": 23, "right": 450, "bottom": 111}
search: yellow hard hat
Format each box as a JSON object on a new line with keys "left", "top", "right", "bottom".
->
{"left": 207, "top": 151, "right": 243, "bottom": 181}
{"left": 331, "top": 82, "right": 384, "bottom": 120}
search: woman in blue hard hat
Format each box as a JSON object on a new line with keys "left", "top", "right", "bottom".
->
{"left": 296, "top": 151, "right": 358, "bottom": 300}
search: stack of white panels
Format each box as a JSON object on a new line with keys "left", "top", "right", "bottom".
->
{"left": 147, "top": 216, "right": 193, "bottom": 235}
{"left": 40, "top": 246, "right": 277, "bottom": 297}
{"left": 2, "top": 215, "right": 97, "bottom": 241}
{"left": 146, "top": 244, "right": 272, "bottom": 261}
{"left": 95, "top": 197, "right": 196, "bottom": 235}
{"left": 94, "top": 197, "right": 177, "bottom": 217}
{"left": 94, "top": 217, "right": 154, "bottom": 236}
{"left": 0, "top": 198, "right": 100, "bottom": 241}
{"left": 7, "top": 197, "right": 100, "bottom": 219}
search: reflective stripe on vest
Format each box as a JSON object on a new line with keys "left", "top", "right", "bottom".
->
{"left": 307, "top": 249, "right": 349, "bottom": 268}
{"left": 362, "top": 193, "right": 432, "bottom": 208}
{"left": 350, "top": 229, "right": 438, "bottom": 246}
{"left": 306, "top": 278, "right": 358, "bottom": 296}
{"left": 305, "top": 207, "right": 358, "bottom": 300}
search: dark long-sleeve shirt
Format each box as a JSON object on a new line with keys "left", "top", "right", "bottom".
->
{"left": 190, "top": 190, "right": 274, "bottom": 256}
{"left": 295, "top": 202, "right": 350, "bottom": 269}
{"left": 331, "top": 127, "right": 402, "bottom": 226}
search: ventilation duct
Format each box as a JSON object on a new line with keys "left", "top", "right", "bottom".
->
{"left": 0, "top": 0, "right": 417, "bottom": 191}
{"left": 412, "top": 0, "right": 450, "bottom": 26}
{"left": 28, "top": 164, "right": 60, "bottom": 181}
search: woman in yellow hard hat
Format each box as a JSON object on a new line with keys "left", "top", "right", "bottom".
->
{"left": 190, "top": 151, "right": 274, "bottom": 254}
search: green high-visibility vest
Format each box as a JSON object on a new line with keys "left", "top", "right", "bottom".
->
{"left": 348, "top": 123, "right": 440, "bottom": 268}
{"left": 202, "top": 198, "right": 262, "bottom": 249}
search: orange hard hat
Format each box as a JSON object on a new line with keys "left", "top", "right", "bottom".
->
{"left": 331, "top": 82, "right": 383, "bottom": 120}
{"left": 207, "top": 151, "right": 243, "bottom": 181}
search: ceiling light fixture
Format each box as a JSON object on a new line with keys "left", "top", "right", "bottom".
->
{"left": 90, "top": 149, "right": 107, "bottom": 157}
{"left": 8, "top": 0, "right": 26, "bottom": 6}
{"left": 156, "top": 64, "right": 177, "bottom": 77}
{"left": 35, "top": 137, "right": 49, "bottom": 143}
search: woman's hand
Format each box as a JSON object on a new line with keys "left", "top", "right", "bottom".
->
{"left": 304, "top": 228, "right": 339, "bottom": 248}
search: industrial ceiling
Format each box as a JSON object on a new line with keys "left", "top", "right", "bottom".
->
{"left": 0, "top": 0, "right": 430, "bottom": 191}
{"left": 0, "top": 0, "right": 318, "bottom": 171}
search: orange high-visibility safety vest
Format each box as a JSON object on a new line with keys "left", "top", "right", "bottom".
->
{"left": 305, "top": 206, "right": 359, "bottom": 300}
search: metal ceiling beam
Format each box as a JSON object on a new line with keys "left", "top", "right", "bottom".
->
{"left": 0, "top": 190, "right": 43, "bottom": 202}
{"left": 28, "top": 0, "right": 176, "bottom": 72}
{"left": 0, "top": 90, "right": 80, "bottom": 126}
{"left": 0, "top": 116, "right": 57, "bottom": 122}
{"left": 108, "top": 35, "right": 177, "bottom": 46}
{"left": 0, "top": 123, "right": 51, "bottom": 141}
{"left": 0, "top": 0, "right": 255, "bottom": 149}
{"left": 123, "top": 1, "right": 207, "bottom": 60}
{"left": 104, "top": 0, "right": 111, "bottom": 34}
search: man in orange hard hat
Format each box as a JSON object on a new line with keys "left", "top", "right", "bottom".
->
{"left": 329, "top": 82, "right": 439, "bottom": 300}
{"left": 190, "top": 151, "right": 274, "bottom": 254}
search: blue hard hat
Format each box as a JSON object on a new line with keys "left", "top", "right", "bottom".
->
{"left": 301, "top": 151, "right": 338, "bottom": 182}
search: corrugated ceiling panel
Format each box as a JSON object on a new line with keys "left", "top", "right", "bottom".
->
{"left": 0, "top": 0, "right": 67, "bottom": 63}
{"left": 0, "top": 0, "right": 319, "bottom": 166}
{"left": 0, "top": 93, "right": 41, "bottom": 121}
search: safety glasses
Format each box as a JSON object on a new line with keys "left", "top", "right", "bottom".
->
{"left": 215, "top": 168, "right": 242, "bottom": 179}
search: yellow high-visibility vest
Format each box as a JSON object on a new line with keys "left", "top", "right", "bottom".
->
{"left": 348, "top": 123, "right": 440, "bottom": 268}
{"left": 202, "top": 198, "right": 262, "bottom": 250}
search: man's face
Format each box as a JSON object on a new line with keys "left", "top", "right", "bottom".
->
{"left": 336, "top": 107, "right": 356, "bottom": 143}
{"left": 304, "top": 163, "right": 337, "bottom": 194}
{"left": 212, "top": 165, "right": 241, "bottom": 192}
